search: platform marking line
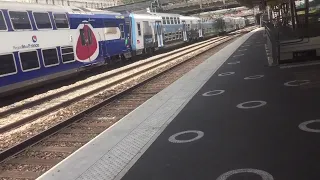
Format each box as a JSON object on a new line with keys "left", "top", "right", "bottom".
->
{"left": 244, "top": 75, "right": 264, "bottom": 80}
{"left": 238, "top": 49, "right": 247, "bottom": 52}
{"left": 218, "top": 72, "right": 235, "bottom": 76}
{"left": 284, "top": 80, "right": 310, "bottom": 87}
{"left": 202, "top": 90, "right": 225, "bottom": 96}
{"left": 280, "top": 61, "right": 320, "bottom": 68}
{"left": 216, "top": 168, "right": 274, "bottom": 180}
{"left": 237, "top": 101, "right": 267, "bottom": 109}
{"left": 241, "top": 45, "right": 250, "bottom": 47}
{"left": 168, "top": 130, "right": 204, "bottom": 143}
{"left": 233, "top": 54, "right": 244, "bottom": 57}
{"left": 298, "top": 120, "right": 320, "bottom": 133}
{"left": 228, "top": 61, "right": 240, "bottom": 65}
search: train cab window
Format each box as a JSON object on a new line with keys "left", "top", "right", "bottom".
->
{"left": 61, "top": 46, "right": 75, "bottom": 63}
{"left": 33, "top": 12, "right": 52, "bottom": 29}
{"left": 162, "top": 17, "right": 166, "bottom": 24}
{"left": 166, "top": 17, "right": 170, "bottom": 24}
{"left": 80, "top": 27, "right": 93, "bottom": 45}
{"left": 80, "top": 29, "right": 86, "bottom": 45}
{"left": 119, "top": 24, "right": 124, "bottom": 39}
{"left": 0, "top": 54, "right": 16, "bottom": 77}
{"left": 170, "top": 17, "right": 174, "bottom": 24}
{"left": 19, "top": 51, "right": 40, "bottom": 71}
{"left": 137, "top": 23, "right": 141, "bottom": 36}
{"left": 9, "top": 11, "right": 31, "bottom": 30}
{"left": 174, "top": 18, "right": 177, "bottom": 24}
{"left": 53, "top": 13, "right": 69, "bottom": 29}
{"left": 87, "top": 29, "right": 92, "bottom": 44}
{"left": 177, "top": 18, "right": 180, "bottom": 24}
{"left": 42, "top": 48, "right": 59, "bottom": 67}
{"left": 0, "top": 11, "right": 7, "bottom": 30}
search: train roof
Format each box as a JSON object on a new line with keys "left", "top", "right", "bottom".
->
{"left": 130, "top": 13, "right": 162, "bottom": 20}
{"left": 149, "top": 12, "right": 181, "bottom": 17}
{"left": 0, "top": 1, "right": 121, "bottom": 15}
{"left": 0, "top": 1, "right": 69, "bottom": 13}
{"left": 180, "top": 15, "right": 200, "bottom": 20}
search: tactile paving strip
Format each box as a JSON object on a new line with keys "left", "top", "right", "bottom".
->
{"left": 76, "top": 98, "right": 184, "bottom": 180}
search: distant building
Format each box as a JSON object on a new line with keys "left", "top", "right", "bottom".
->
{"left": 3, "top": 0, "right": 122, "bottom": 8}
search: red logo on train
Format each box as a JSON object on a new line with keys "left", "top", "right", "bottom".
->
{"left": 32, "top": 35, "right": 37, "bottom": 43}
{"left": 75, "top": 24, "right": 98, "bottom": 62}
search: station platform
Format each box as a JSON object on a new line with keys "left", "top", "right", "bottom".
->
{"left": 37, "top": 27, "right": 320, "bottom": 180}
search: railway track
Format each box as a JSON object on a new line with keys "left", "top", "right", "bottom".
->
{"left": 0, "top": 32, "right": 239, "bottom": 133}
{"left": 0, "top": 26, "right": 256, "bottom": 180}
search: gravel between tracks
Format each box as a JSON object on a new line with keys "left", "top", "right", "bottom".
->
{"left": 0, "top": 34, "right": 241, "bottom": 152}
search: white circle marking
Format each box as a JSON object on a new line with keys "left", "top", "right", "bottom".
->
{"left": 216, "top": 168, "right": 274, "bottom": 180}
{"left": 244, "top": 75, "right": 264, "bottom": 80}
{"left": 228, "top": 61, "right": 240, "bottom": 65}
{"left": 168, "top": 130, "right": 204, "bottom": 143}
{"left": 218, "top": 72, "right": 235, "bottom": 76}
{"left": 237, "top": 101, "right": 267, "bottom": 109}
{"left": 233, "top": 54, "right": 244, "bottom": 57}
{"left": 298, "top": 120, "right": 320, "bottom": 133}
{"left": 284, "top": 80, "right": 310, "bottom": 87}
{"left": 202, "top": 90, "right": 225, "bottom": 96}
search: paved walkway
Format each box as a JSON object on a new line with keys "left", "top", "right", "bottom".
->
{"left": 121, "top": 30, "right": 320, "bottom": 180}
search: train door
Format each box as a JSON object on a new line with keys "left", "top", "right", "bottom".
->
{"left": 198, "top": 20, "right": 202, "bottom": 37}
{"left": 78, "top": 21, "right": 95, "bottom": 62}
{"left": 155, "top": 21, "right": 163, "bottom": 47}
{"left": 182, "top": 20, "right": 187, "bottom": 41}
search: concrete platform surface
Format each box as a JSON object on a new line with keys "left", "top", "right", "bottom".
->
{"left": 38, "top": 27, "right": 320, "bottom": 180}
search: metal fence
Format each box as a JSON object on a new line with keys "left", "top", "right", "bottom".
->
{"left": 264, "top": 22, "right": 280, "bottom": 65}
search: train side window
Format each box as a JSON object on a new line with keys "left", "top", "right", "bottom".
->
{"left": 0, "top": 11, "right": 7, "bottom": 30}
{"left": 166, "top": 17, "right": 170, "bottom": 24}
{"left": 119, "top": 24, "right": 124, "bottom": 39}
{"left": 80, "top": 29, "right": 86, "bottom": 45}
{"left": 170, "top": 17, "right": 174, "bottom": 24}
{"left": 104, "top": 21, "right": 117, "bottom": 27}
{"left": 162, "top": 17, "right": 166, "bottom": 24}
{"left": 19, "top": 51, "right": 40, "bottom": 71}
{"left": 9, "top": 11, "right": 32, "bottom": 30}
{"left": 0, "top": 54, "right": 17, "bottom": 77}
{"left": 174, "top": 17, "right": 177, "bottom": 24}
{"left": 42, "top": 48, "right": 59, "bottom": 67}
{"left": 61, "top": 46, "right": 75, "bottom": 63}
{"left": 87, "top": 28, "right": 92, "bottom": 45}
{"left": 137, "top": 23, "right": 141, "bottom": 36}
{"left": 53, "top": 13, "right": 69, "bottom": 29}
{"left": 33, "top": 12, "right": 52, "bottom": 29}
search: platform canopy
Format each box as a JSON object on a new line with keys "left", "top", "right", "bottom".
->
{"left": 236, "top": 0, "right": 291, "bottom": 9}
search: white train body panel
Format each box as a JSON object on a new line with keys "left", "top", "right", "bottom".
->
{"left": 130, "top": 13, "right": 162, "bottom": 52}
{"left": 180, "top": 15, "right": 202, "bottom": 37}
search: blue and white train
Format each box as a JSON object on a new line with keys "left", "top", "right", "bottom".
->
{"left": 0, "top": 1, "right": 248, "bottom": 97}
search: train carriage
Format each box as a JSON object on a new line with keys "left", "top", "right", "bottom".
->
{"left": 69, "top": 11, "right": 131, "bottom": 64}
{"left": 130, "top": 13, "right": 163, "bottom": 56}
{"left": 201, "top": 18, "right": 222, "bottom": 38}
{"left": 153, "top": 12, "right": 186, "bottom": 47}
{"left": 0, "top": 1, "right": 130, "bottom": 96}
{"left": 234, "top": 17, "right": 246, "bottom": 29}
{"left": 180, "top": 15, "right": 202, "bottom": 41}
{"left": 223, "top": 17, "right": 237, "bottom": 33}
